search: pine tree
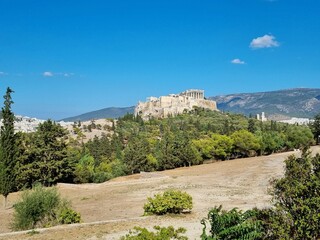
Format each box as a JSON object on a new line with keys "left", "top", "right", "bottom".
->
{"left": 0, "top": 87, "right": 17, "bottom": 208}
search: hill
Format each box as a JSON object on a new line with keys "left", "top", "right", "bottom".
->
{"left": 61, "top": 106, "right": 135, "bottom": 122}
{"left": 61, "top": 88, "right": 320, "bottom": 121}
{"left": 209, "top": 88, "right": 320, "bottom": 119}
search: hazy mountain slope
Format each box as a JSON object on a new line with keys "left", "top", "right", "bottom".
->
{"left": 209, "top": 88, "right": 320, "bottom": 119}
{"left": 61, "top": 106, "right": 135, "bottom": 122}
{"left": 61, "top": 88, "right": 320, "bottom": 122}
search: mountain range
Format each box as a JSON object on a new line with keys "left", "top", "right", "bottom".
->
{"left": 61, "top": 88, "right": 320, "bottom": 122}
{"left": 210, "top": 88, "right": 320, "bottom": 120}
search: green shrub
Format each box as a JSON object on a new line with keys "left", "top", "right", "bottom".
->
{"left": 58, "top": 208, "right": 81, "bottom": 224}
{"left": 201, "top": 205, "right": 264, "bottom": 240}
{"left": 120, "top": 226, "right": 188, "bottom": 240}
{"left": 12, "top": 185, "right": 81, "bottom": 230}
{"left": 144, "top": 189, "right": 193, "bottom": 215}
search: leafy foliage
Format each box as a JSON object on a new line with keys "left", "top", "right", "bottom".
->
{"left": 201, "top": 206, "right": 264, "bottom": 240}
{"left": 144, "top": 189, "right": 193, "bottom": 215}
{"left": 58, "top": 208, "right": 81, "bottom": 224}
{"left": 285, "top": 125, "right": 314, "bottom": 149}
{"left": 15, "top": 120, "right": 71, "bottom": 188}
{"left": 120, "top": 226, "right": 188, "bottom": 240}
{"left": 231, "top": 130, "right": 260, "bottom": 157}
{"left": 265, "top": 149, "right": 320, "bottom": 239}
{"left": 12, "top": 185, "right": 81, "bottom": 230}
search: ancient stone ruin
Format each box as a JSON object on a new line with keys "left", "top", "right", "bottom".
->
{"left": 135, "top": 89, "right": 218, "bottom": 120}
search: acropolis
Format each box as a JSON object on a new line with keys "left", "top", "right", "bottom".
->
{"left": 135, "top": 89, "right": 218, "bottom": 120}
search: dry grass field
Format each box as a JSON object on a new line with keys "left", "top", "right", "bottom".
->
{"left": 1, "top": 146, "right": 319, "bottom": 240}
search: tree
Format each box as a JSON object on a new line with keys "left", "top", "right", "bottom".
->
{"left": 311, "top": 113, "right": 320, "bottom": 144}
{"left": 16, "top": 120, "right": 71, "bottom": 187}
{"left": 285, "top": 125, "right": 314, "bottom": 149}
{"left": 256, "top": 131, "right": 285, "bottom": 155}
{"left": 211, "top": 134, "right": 233, "bottom": 160}
{"left": 192, "top": 138, "right": 215, "bottom": 160}
{"left": 123, "top": 135, "right": 151, "bottom": 173}
{"left": 157, "top": 131, "right": 179, "bottom": 170}
{"left": 0, "top": 87, "right": 17, "bottom": 208}
{"left": 231, "top": 130, "right": 260, "bottom": 157}
{"left": 265, "top": 149, "right": 320, "bottom": 239}
{"left": 247, "top": 118, "right": 256, "bottom": 133}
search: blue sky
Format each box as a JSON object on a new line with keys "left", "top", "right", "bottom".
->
{"left": 0, "top": 0, "right": 319, "bottom": 119}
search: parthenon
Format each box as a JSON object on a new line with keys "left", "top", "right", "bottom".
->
{"left": 135, "top": 89, "right": 218, "bottom": 120}
{"left": 180, "top": 89, "right": 204, "bottom": 99}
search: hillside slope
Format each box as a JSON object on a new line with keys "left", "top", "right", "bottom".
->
{"left": 61, "top": 106, "right": 135, "bottom": 122}
{"left": 61, "top": 88, "right": 320, "bottom": 121}
{"left": 209, "top": 88, "right": 320, "bottom": 119}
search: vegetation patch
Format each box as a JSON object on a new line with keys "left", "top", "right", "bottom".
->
{"left": 120, "top": 226, "right": 188, "bottom": 240}
{"left": 144, "top": 189, "right": 193, "bottom": 215}
{"left": 201, "top": 206, "right": 263, "bottom": 239}
{"left": 12, "top": 185, "right": 81, "bottom": 230}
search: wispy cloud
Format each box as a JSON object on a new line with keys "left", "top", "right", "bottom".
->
{"left": 43, "top": 71, "right": 54, "bottom": 77}
{"left": 43, "top": 71, "right": 74, "bottom": 77}
{"left": 0, "top": 71, "right": 8, "bottom": 76}
{"left": 60, "top": 72, "right": 74, "bottom": 77}
{"left": 250, "top": 34, "right": 279, "bottom": 49}
{"left": 231, "top": 58, "right": 245, "bottom": 64}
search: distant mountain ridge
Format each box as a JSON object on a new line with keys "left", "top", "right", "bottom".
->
{"left": 61, "top": 88, "right": 320, "bottom": 121}
{"left": 61, "top": 106, "right": 135, "bottom": 122}
{"left": 209, "top": 88, "right": 320, "bottom": 119}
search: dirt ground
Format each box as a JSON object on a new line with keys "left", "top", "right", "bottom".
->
{"left": 1, "top": 146, "right": 319, "bottom": 240}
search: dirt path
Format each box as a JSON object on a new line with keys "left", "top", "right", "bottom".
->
{"left": 1, "top": 146, "right": 319, "bottom": 240}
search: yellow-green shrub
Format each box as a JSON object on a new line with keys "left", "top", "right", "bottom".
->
{"left": 144, "top": 190, "right": 193, "bottom": 215}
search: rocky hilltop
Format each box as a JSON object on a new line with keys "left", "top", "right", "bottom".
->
{"left": 210, "top": 88, "right": 320, "bottom": 119}
{"left": 0, "top": 115, "right": 73, "bottom": 133}
{"left": 135, "top": 89, "right": 217, "bottom": 120}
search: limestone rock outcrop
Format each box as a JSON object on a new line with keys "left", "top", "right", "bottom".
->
{"left": 135, "top": 89, "right": 218, "bottom": 120}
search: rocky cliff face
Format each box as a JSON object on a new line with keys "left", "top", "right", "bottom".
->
{"left": 209, "top": 88, "right": 320, "bottom": 119}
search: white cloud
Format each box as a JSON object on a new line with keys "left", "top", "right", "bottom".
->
{"left": 43, "top": 71, "right": 54, "bottom": 77}
{"left": 231, "top": 58, "right": 245, "bottom": 64}
{"left": 250, "top": 34, "right": 279, "bottom": 49}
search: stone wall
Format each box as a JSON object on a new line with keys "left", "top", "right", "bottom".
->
{"left": 135, "top": 89, "right": 218, "bottom": 120}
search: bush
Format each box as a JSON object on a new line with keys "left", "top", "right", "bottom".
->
{"left": 58, "top": 208, "right": 81, "bottom": 224}
{"left": 201, "top": 205, "right": 264, "bottom": 240}
{"left": 12, "top": 185, "right": 81, "bottom": 230}
{"left": 120, "top": 226, "right": 188, "bottom": 240}
{"left": 144, "top": 189, "right": 193, "bottom": 215}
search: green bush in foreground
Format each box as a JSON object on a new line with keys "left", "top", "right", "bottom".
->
{"left": 201, "top": 205, "right": 264, "bottom": 240}
{"left": 120, "top": 226, "right": 188, "bottom": 240}
{"left": 12, "top": 185, "right": 81, "bottom": 230}
{"left": 144, "top": 189, "right": 193, "bottom": 215}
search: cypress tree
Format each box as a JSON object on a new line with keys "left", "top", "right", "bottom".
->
{"left": 0, "top": 87, "right": 17, "bottom": 208}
